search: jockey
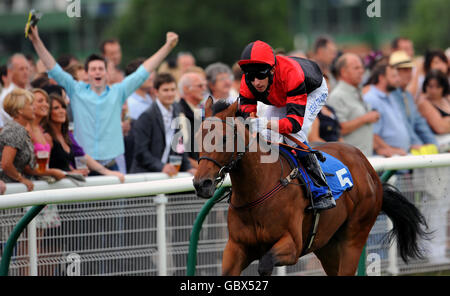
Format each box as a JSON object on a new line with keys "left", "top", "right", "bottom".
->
{"left": 238, "top": 40, "right": 335, "bottom": 211}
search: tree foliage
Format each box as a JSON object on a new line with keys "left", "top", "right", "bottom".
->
{"left": 109, "top": 0, "right": 293, "bottom": 67}
{"left": 400, "top": 0, "right": 450, "bottom": 54}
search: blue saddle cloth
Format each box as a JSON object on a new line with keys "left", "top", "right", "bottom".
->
{"left": 279, "top": 147, "right": 353, "bottom": 201}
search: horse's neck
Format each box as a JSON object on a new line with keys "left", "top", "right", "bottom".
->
{"left": 229, "top": 148, "right": 280, "bottom": 204}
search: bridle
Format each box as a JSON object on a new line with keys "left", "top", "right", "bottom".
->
{"left": 197, "top": 117, "right": 252, "bottom": 185}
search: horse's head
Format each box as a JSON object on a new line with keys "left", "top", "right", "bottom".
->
{"left": 193, "top": 97, "right": 248, "bottom": 198}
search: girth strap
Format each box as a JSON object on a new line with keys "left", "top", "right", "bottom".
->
{"left": 300, "top": 210, "right": 321, "bottom": 257}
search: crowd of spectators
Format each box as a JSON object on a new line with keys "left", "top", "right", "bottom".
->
{"left": 0, "top": 26, "right": 449, "bottom": 196}
{"left": 0, "top": 22, "right": 449, "bottom": 276}
{"left": 310, "top": 36, "right": 450, "bottom": 158}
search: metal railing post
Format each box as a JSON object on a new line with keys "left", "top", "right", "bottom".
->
{"left": 276, "top": 266, "right": 287, "bottom": 276}
{"left": 356, "top": 245, "right": 367, "bottom": 276}
{"left": 0, "top": 205, "right": 45, "bottom": 276}
{"left": 357, "top": 170, "right": 396, "bottom": 276}
{"left": 154, "top": 194, "right": 168, "bottom": 276}
{"left": 386, "top": 217, "right": 399, "bottom": 275}
{"left": 187, "top": 186, "right": 228, "bottom": 276}
{"left": 27, "top": 206, "right": 38, "bottom": 276}
{"left": 382, "top": 170, "right": 399, "bottom": 276}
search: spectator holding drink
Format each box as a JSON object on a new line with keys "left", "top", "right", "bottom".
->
{"left": 28, "top": 88, "right": 65, "bottom": 274}
{"left": 30, "top": 88, "right": 52, "bottom": 174}
{"left": 130, "top": 73, "right": 194, "bottom": 176}
{"left": 43, "top": 93, "right": 125, "bottom": 182}
{"left": 0, "top": 88, "right": 65, "bottom": 191}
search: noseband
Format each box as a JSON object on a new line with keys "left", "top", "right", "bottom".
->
{"left": 197, "top": 118, "right": 251, "bottom": 184}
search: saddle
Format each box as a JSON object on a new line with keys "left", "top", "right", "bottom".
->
{"left": 275, "top": 142, "right": 353, "bottom": 255}
{"left": 276, "top": 143, "right": 353, "bottom": 203}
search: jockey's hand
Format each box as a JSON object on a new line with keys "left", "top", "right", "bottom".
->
{"left": 249, "top": 118, "right": 268, "bottom": 134}
{"left": 266, "top": 120, "right": 279, "bottom": 132}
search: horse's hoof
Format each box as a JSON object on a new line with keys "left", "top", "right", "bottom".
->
{"left": 258, "top": 252, "right": 274, "bottom": 276}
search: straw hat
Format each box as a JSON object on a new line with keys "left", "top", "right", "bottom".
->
{"left": 389, "top": 50, "right": 414, "bottom": 68}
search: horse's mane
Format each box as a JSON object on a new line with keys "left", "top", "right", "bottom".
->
{"left": 212, "top": 101, "right": 231, "bottom": 115}
{"left": 211, "top": 100, "right": 250, "bottom": 119}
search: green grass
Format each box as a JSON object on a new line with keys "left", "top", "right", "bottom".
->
{"left": 407, "top": 269, "right": 450, "bottom": 276}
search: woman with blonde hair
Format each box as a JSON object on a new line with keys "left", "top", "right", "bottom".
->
{"left": 29, "top": 88, "right": 66, "bottom": 275}
{"left": 0, "top": 88, "right": 65, "bottom": 191}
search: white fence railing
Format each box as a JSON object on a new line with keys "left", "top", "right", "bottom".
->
{"left": 1, "top": 154, "right": 450, "bottom": 276}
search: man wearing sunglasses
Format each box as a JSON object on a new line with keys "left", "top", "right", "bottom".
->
{"left": 238, "top": 40, "right": 335, "bottom": 211}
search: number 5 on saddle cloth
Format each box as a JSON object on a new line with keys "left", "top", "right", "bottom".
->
{"left": 278, "top": 145, "right": 354, "bottom": 203}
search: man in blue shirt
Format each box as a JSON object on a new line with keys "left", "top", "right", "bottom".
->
{"left": 27, "top": 25, "right": 178, "bottom": 170}
{"left": 388, "top": 51, "right": 437, "bottom": 149}
{"left": 363, "top": 63, "right": 411, "bottom": 157}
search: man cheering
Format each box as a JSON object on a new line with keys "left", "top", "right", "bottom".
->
{"left": 27, "top": 25, "right": 178, "bottom": 172}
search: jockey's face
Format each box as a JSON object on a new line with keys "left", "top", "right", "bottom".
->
{"left": 251, "top": 76, "right": 269, "bottom": 93}
{"left": 247, "top": 67, "right": 274, "bottom": 93}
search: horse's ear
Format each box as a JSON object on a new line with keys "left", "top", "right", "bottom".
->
{"left": 204, "top": 96, "right": 213, "bottom": 118}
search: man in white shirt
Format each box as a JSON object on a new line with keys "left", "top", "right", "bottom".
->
{"left": 327, "top": 53, "right": 380, "bottom": 156}
{"left": 177, "top": 72, "right": 208, "bottom": 168}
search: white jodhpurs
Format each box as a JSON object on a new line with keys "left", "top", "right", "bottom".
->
{"left": 262, "top": 77, "right": 328, "bottom": 146}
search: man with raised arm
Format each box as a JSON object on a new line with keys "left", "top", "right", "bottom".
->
{"left": 27, "top": 25, "right": 179, "bottom": 171}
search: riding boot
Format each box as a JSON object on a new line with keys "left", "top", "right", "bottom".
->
{"left": 298, "top": 153, "right": 336, "bottom": 211}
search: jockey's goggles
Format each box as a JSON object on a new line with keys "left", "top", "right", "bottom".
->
{"left": 245, "top": 67, "right": 272, "bottom": 81}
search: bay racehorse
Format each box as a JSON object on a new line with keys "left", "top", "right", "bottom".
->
{"left": 193, "top": 98, "right": 429, "bottom": 276}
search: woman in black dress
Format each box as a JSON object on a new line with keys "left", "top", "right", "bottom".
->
{"left": 43, "top": 94, "right": 124, "bottom": 182}
{"left": 308, "top": 105, "right": 343, "bottom": 143}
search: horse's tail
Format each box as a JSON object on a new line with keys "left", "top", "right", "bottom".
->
{"left": 381, "top": 183, "right": 431, "bottom": 263}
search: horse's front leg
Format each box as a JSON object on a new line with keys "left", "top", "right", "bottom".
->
{"left": 222, "top": 239, "right": 250, "bottom": 276}
{"left": 258, "top": 233, "right": 299, "bottom": 276}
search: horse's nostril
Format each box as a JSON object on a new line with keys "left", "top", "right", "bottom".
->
{"left": 193, "top": 179, "right": 214, "bottom": 194}
{"left": 202, "top": 179, "right": 213, "bottom": 188}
